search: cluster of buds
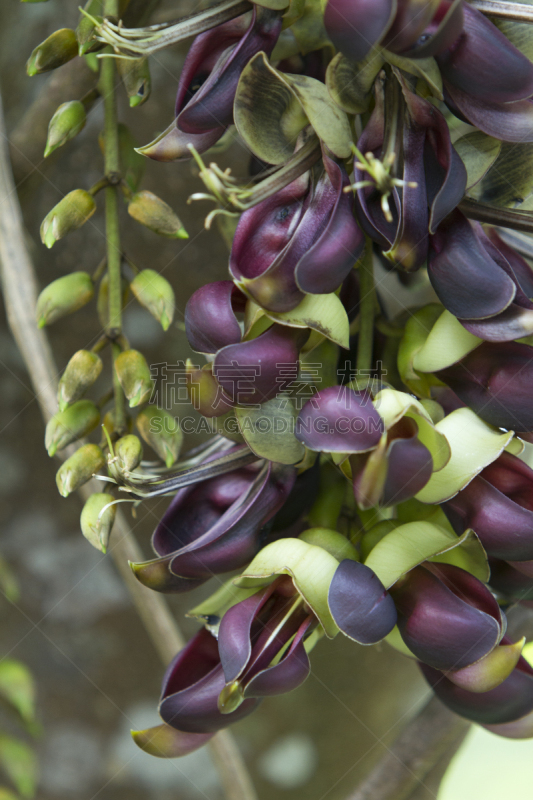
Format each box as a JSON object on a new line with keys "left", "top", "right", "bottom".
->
{"left": 28, "top": 0, "right": 533, "bottom": 763}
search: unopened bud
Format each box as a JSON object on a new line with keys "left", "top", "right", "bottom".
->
{"left": 27, "top": 28, "right": 78, "bottom": 76}
{"left": 58, "top": 350, "right": 103, "bottom": 411}
{"left": 185, "top": 360, "right": 233, "bottom": 417}
{"left": 128, "top": 191, "right": 188, "bottom": 239}
{"left": 36, "top": 272, "right": 94, "bottom": 328}
{"left": 96, "top": 273, "right": 129, "bottom": 328}
{"left": 114, "top": 350, "right": 154, "bottom": 408}
{"left": 108, "top": 434, "right": 144, "bottom": 480}
{"left": 136, "top": 406, "right": 183, "bottom": 467}
{"left": 117, "top": 56, "right": 151, "bottom": 107}
{"left": 45, "top": 400, "right": 100, "bottom": 456}
{"left": 76, "top": 0, "right": 103, "bottom": 55}
{"left": 40, "top": 189, "right": 96, "bottom": 249}
{"left": 56, "top": 443, "right": 106, "bottom": 497}
{"left": 80, "top": 492, "right": 116, "bottom": 553}
{"left": 44, "top": 101, "right": 87, "bottom": 157}
{"left": 130, "top": 270, "right": 175, "bottom": 331}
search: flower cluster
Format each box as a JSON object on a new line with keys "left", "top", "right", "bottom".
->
{"left": 31, "top": 0, "right": 533, "bottom": 761}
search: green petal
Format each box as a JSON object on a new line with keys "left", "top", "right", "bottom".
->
{"left": 412, "top": 310, "right": 482, "bottom": 373}
{"left": 235, "top": 397, "right": 305, "bottom": 465}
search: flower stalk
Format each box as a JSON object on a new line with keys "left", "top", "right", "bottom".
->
{"left": 356, "top": 238, "right": 376, "bottom": 378}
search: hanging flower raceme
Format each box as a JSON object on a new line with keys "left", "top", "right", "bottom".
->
{"left": 184, "top": 280, "right": 308, "bottom": 408}
{"left": 229, "top": 149, "right": 364, "bottom": 313}
{"left": 352, "top": 73, "right": 466, "bottom": 272}
{"left": 323, "top": 0, "right": 464, "bottom": 64}
{"left": 130, "top": 458, "right": 296, "bottom": 593}
{"left": 437, "top": 4, "right": 533, "bottom": 142}
{"left": 429, "top": 214, "right": 533, "bottom": 341}
{"left": 442, "top": 451, "right": 533, "bottom": 562}
{"left": 390, "top": 562, "right": 505, "bottom": 671}
{"left": 138, "top": 7, "right": 282, "bottom": 161}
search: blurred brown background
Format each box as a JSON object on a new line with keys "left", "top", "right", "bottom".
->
{"left": 0, "top": 2, "right": 428, "bottom": 798}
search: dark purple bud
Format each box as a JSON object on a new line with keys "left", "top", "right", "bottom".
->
{"left": 420, "top": 654, "right": 533, "bottom": 725}
{"left": 213, "top": 324, "right": 307, "bottom": 406}
{"left": 390, "top": 563, "right": 504, "bottom": 671}
{"left": 328, "top": 559, "right": 397, "bottom": 643}
{"left": 324, "top": 0, "right": 395, "bottom": 63}
{"left": 132, "top": 461, "right": 296, "bottom": 593}
{"left": 489, "top": 558, "right": 533, "bottom": 602}
{"left": 382, "top": 419, "right": 433, "bottom": 506}
{"left": 436, "top": 341, "right": 533, "bottom": 431}
{"left": 443, "top": 451, "right": 533, "bottom": 561}
{"left": 230, "top": 153, "right": 363, "bottom": 313}
{"left": 295, "top": 386, "right": 384, "bottom": 453}
{"left": 159, "top": 629, "right": 260, "bottom": 733}
{"left": 185, "top": 281, "right": 245, "bottom": 354}
{"left": 437, "top": 5, "right": 533, "bottom": 105}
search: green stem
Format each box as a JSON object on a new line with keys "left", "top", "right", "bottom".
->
{"left": 101, "top": 0, "right": 126, "bottom": 434}
{"left": 356, "top": 238, "right": 375, "bottom": 379}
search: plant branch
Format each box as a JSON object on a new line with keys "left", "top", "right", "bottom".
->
{"left": 460, "top": 197, "right": 533, "bottom": 234}
{"left": 346, "top": 695, "right": 470, "bottom": 800}
{"left": 469, "top": 0, "right": 533, "bottom": 22}
{"left": 356, "top": 239, "right": 375, "bottom": 377}
{"left": 0, "top": 89, "right": 257, "bottom": 800}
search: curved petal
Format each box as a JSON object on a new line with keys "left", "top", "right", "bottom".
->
{"left": 137, "top": 119, "right": 224, "bottom": 162}
{"left": 132, "top": 724, "right": 214, "bottom": 758}
{"left": 381, "top": 425, "right": 433, "bottom": 506}
{"left": 436, "top": 341, "right": 533, "bottom": 431}
{"left": 328, "top": 559, "right": 397, "bottom": 643}
{"left": 382, "top": 0, "right": 440, "bottom": 54}
{"left": 437, "top": 4, "right": 533, "bottom": 104}
{"left": 324, "top": 0, "right": 396, "bottom": 64}
{"left": 218, "top": 586, "right": 273, "bottom": 683}
{"left": 185, "top": 281, "right": 244, "bottom": 354}
{"left": 242, "top": 617, "right": 312, "bottom": 697}
{"left": 489, "top": 559, "right": 533, "bottom": 601}
{"left": 295, "top": 386, "right": 384, "bottom": 453}
{"left": 444, "top": 85, "right": 533, "bottom": 143}
{"left": 391, "top": 565, "right": 502, "bottom": 670}
{"left": 400, "top": 0, "right": 463, "bottom": 59}
{"left": 428, "top": 212, "right": 516, "bottom": 320}
{"left": 420, "top": 658, "right": 533, "bottom": 725}
{"left": 213, "top": 324, "right": 306, "bottom": 405}
{"left": 461, "top": 305, "right": 533, "bottom": 342}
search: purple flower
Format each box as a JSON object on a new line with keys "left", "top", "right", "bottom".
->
{"left": 442, "top": 451, "right": 533, "bottom": 562}
{"left": 141, "top": 7, "right": 282, "bottom": 161}
{"left": 429, "top": 214, "right": 533, "bottom": 341}
{"left": 328, "top": 559, "right": 397, "bottom": 643}
{"left": 354, "top": 77, "right": 465, "bottom": 272}
{"left": 390, "top": 562, "right": 505, "bottom": 671}
{"left": 229, "top": 150, "right": 364, "bottom": 313}
{"left": 131, "top": 460, "right": 296, "bottom": 593}
{"left": 435, "top": 341, "right": 533, "bottom": 431}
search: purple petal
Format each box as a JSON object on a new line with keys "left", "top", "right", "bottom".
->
{"left": 178, "top": 8, "right": 281, "bottom": 134}
{"left": 328, "top": 559, "right": 397, "bottom": 643}
{"left": 443, "top": 455, "right": 533, "bottom": 561}
{"left": 295, "top": 386, "right": 384, "bottom": 453}
{"left": 185, "top": 281, "right": 244, "bottom": 354}
{"left": 213, "top": 324, "right": 307, "bottom": 406}
{"left": 429, "top": 212, "right": 516, "bottom": 320}
{"left": 160, "top": 630, "right": 259, "bottom": 733}
{"left": 391, "top": 564, "right": 502, "bottom": 671}
{"left": 437, "top": 5, "right": 533, "bottom": 104}
{"left": 461, "top": 305, "right": 533, "bottom": 342}
{"left": 218, "top": 587, "right": 273, "bottom": 683}
{"left": 489, "top": 559, "right": 533, "bottom": 601}
{"left": 488, "top": 230, "right": 533, "bottom": 300}
{"left": 444, "top": 85, "right": 533, "bottom": 143}
{"left": 400, "top": 0, "right": 464, "bottom": 59}
{"left": 420, "top": 657, "right": 533, "bottom": 725}
{"left": 382, "top": 0, "right": 440, "bottom": 55}
{"left": 436, "top": 341, "right": 533, "bottom": 431}
{"left": 140, "top": 122, "right": 224, "bottom": 163}
{"left": 381, "top": 422, "right": 433, "bottom": 506}
{"left": 324, "top": 0, "right": 395, "bottom": 63}
{"left": 243, "top": 617, "right": 312, "bottom": 697}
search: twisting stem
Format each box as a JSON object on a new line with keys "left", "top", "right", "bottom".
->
{"left": 0, "top": 88, "right": 257, "bottom": 800}
{"left": 101, "top": 0, "right": 126, "bottom": 435}
{"left": 356, "top": 239, "right": 375, "bottom": 378}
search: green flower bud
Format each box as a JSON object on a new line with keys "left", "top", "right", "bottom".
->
{"left": 117, "top": 56, "right": 151, "bottom": 107}
{"left": 96, "top": 273, "right": 129, "bottom": 328}
{"left": 57, "top": 350, "right": 103, "bottom": 411}
{"left": 80, "top": 492, "right": 116, "bottom": 553}
{"left": 56, "top": 443, "right": 106, "bottom": 497}
{"left": 130, "top": 270, "right": 175, "bottom": 331}
{"left": 40, "top": 189, "right": 96, "bottom": 249}
{"left": 108, "top": 434, "right": 143, "bottom": 480}
{"left": 136, "top": 406, "right": 183, "bottom": 467}
{"left": 26, "top": 28, "right": 78, "bottom": 76}
{"left": 114, "top": 350, "right": 154, "bottom": 408}
{"left": 36, "top": 272, "right": 94, "bottom": 328}
{"left": 45, "top": 399, "right": 100, "bottom": 457}
{"left": 127, "top": 191, "right": 188, "bottom": 239}
{"left": 44, "top": 101, "right": 87, "bottom": 158}
{"left": 76, "top": 0, "right": 103, "bottom": 55}
{"left": 101, "top": 409, "right": 133, "bottom": 443}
